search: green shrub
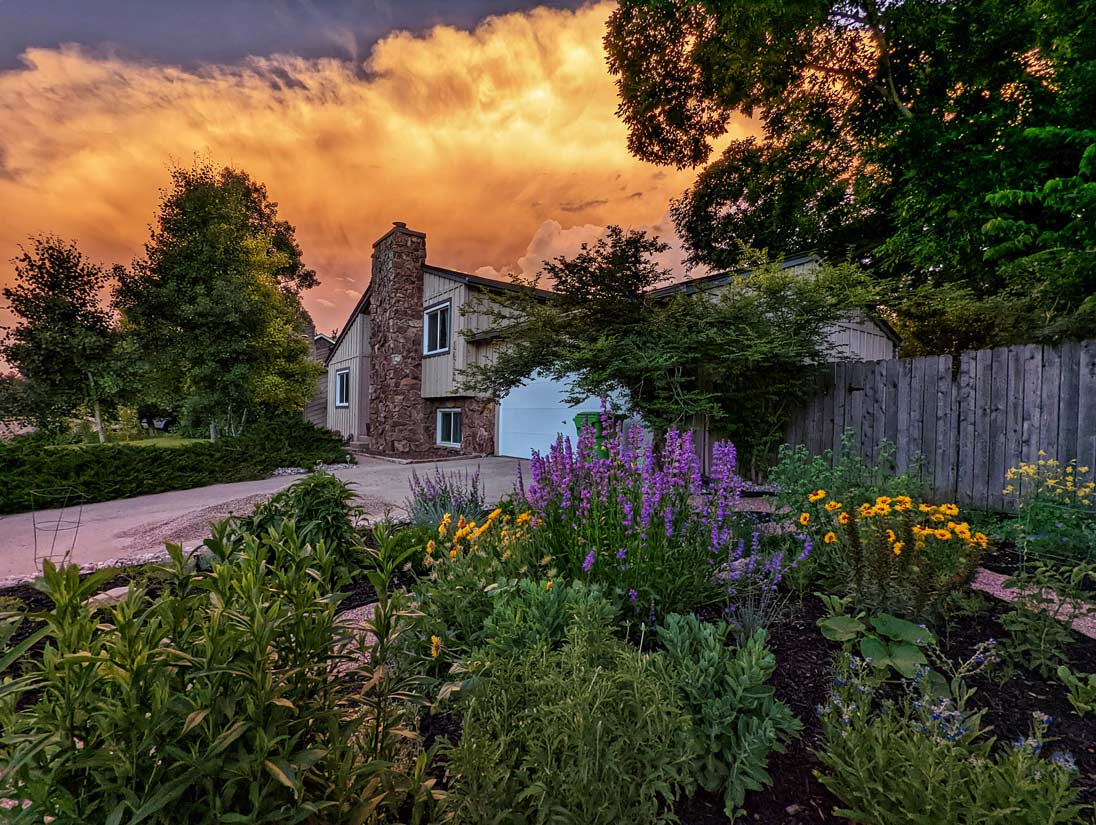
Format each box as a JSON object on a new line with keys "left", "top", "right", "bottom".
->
{"left": 444, "top": 586, "right": 695, "bottom": 825}
{"left": 657, "top": 614, "right": 800, "bottom": 819}
{"left": 0, "top": 414, "right": 348, "bottom": 513}
{"left": 1002, "top": 456, "right": 1096, "bottom": 564}
{"left": 0, "top": 523, "right": 427, "bottom": 824}
{"left": 999, "top": 562, "right": 1093, "bottom": 678}
{"left": 817, "top": 655, "right": 1084, "bottom": 825}
{"left": 771, "top": 434, "right": 925, "bottom": 514}
{"left": 228, "top": 471, "right": 363, "bottom": 580}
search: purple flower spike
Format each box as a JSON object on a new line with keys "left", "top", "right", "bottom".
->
{"left": 582, "top": 549, "right": 596, "bottom": 572}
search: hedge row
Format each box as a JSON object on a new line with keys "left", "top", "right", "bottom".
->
{"left": 0, "top": 416, "right": 350, "bottom": 514}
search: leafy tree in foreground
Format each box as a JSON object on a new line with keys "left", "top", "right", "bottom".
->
{"left": 604, "top": 0, "right": 1096, "bottom": 353}
{"left": 116, "top": 161, "right": 320, "bottom": 438}
{"left": 461, "top": 227, "right": 872, "bottom": 475}
{"left": 1, "top": 236, "right": 122, "bottom": 440}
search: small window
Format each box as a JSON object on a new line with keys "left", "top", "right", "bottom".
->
{"left": 437, "top": 408, "right": 463, "bottom": 447}
{"left": 424, "top": 303, "right": 450, "bottom": 355}
{"left": 334, "top": 368, "right": 350, "bottom": 408}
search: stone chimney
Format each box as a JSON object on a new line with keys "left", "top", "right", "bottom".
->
{"left": 368, "top": 222, "right": 428, "bottom": 453}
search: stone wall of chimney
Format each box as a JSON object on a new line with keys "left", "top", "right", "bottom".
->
{"left": 367, "top": 222, "right": 430, "bottom": 454}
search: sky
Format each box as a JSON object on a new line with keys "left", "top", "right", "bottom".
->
{"left": 0, "top": 0, "right": 753, "bottom": 337}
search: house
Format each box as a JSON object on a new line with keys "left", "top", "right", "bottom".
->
{"left": 303, "top": 329, "right": 335, "bottom": 429}
{"left": 319, "top": 222, "right": 899, "bottom": 459}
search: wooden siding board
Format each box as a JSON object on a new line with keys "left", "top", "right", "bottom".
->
{"left": 896, "top": 358, "right": 912, "bottom": 474}
{"left": 1004, "top": 347, "right": 1024, "bottom": 511}
{"left": 1020, "top": 345, "right": 1044, "bottom": 500}
{"left": 933, "top": 355, "right": 954, "bottom": 502}
{"left": 956, "top": 353, "right": 975, "bottom": 507}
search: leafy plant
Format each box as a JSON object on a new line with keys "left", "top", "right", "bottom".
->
{"left": 1003, "top": 454, "right": 1096, "bottom": 564}
{"left": 657, "top": 614, "right": 800, "bottom": 819}
{"left": 0, "top": 521, "right": 432, "bottom": 824}
{"left": 999, "top": 562, "right": 1093, "bottom": 678}
{"left": 228, "top": 470, "right": 363, "bottom": 580}
{"left": 521, "top": 423, "right": 807, "bottom": 619}
{"left": 1057, "top": 665, "right": 1096, "bottom": 718}
{"left": 444, "top": 588, "right": 695, "bottom": 825}
{"left": 800, "top": 492, "right": 987, "bottom": 618}
{"left": 817, "top": 655, "right": 1085, "bottom": 824}
{"left": 405, "top": 465, "right": 485, "bottom": 528}
{"left": 818, "top": 611, "right": 936, "bottom": 680}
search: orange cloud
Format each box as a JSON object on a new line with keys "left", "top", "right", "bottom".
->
{"left": 0, "top": 2, "right": 755, "bottom": 337}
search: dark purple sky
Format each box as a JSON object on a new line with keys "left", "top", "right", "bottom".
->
{"left": 0, "top": 0, "right": 587, "bottom": 69}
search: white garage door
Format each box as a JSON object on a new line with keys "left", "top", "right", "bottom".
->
{"left": 497, "top": 374, "right": 601, "bottom": 458}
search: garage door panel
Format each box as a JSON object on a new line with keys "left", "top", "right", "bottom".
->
{"left": 497, "top": 374, "right": 600, "bottom": 458}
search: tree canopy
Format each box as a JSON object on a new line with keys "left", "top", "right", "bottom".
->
{"left": 461, "top": 227, "right": 873, "bottom": 474}
{"left": 116, "top": 162, "right": 320, "bottom": 437}
{"left": 1, "top": 236, "right": 123, "bottom": 438}
{"left": 605, "top": 0, "right": 1096, "bottom": 354}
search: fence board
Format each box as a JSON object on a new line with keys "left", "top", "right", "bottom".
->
{"left": 956, "top": 352, "right": 976, "bottom": 507}
{"left": 778, "top": 339, "right": 1096, "bottom": 513}
{"left": 1058, "top": 342, "right": 1080, "bottom": 464}
{"left": 1079, "top": 340, "right": 1096, "bottom": 476}
{"left": 989, "top": 347, "right": 1009, "bottom": 511}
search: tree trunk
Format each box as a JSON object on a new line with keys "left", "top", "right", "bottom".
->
{"left": 92, "top": 397, "right": 105, "bottom": 444}
{"left": 209, "top": 420, "right": 218, "bottom": 442}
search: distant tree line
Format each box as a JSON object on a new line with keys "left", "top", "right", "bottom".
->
{"left": 0, "top": 161, "right": 321, "bottom": 441}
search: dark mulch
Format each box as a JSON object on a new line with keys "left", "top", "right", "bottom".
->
{"left": 941, "top": 598, "right": 1096, "bottom": 806}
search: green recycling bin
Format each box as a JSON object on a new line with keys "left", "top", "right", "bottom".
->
{"left": 573, "top": 411, "right": 626, "bottom": 458}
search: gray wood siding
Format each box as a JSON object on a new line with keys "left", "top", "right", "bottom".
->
{"left": 783, "top": 340, "right": 1096, "bottom": 512}
{"left": 420, "top": 275, "right": 498, "bottom": 398}
{"left": 326, "top": 313, "right": 369, "bottom": 439}
{"left": 421, "top": 272, "right": 466, "bottom": 398}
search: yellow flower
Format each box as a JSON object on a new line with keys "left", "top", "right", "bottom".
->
{"left": 872, "top": 503, "right": 890, "bottom": 516}
{"left": 940, "top": 503, "right": 959, "bottom": 517}
{"left": 431, "top": 635, "right": 442, "bottom": 658}
{"left": 838, "top": 512, "right": 851, "bottom": 525}
{"left": 894, "top": 496, "right": 913, "bottom": 511}
{"left": 875, "top": 496, "right": 892, "bottom": 506}
{"left": 516, "top": 511, "right": 533, "bottom": 526}
{"left": 892, "top": 541, "right": 904, "bottom": 556}
{"left": 545, "top": 580, "right": 554, "bottom": 592}
{"left": 799, "top": 512, "right": 811, "bottom": 526}
{"left": 886, "top": 529, "right": 896, "bottom": 543}
{"left": 501, "top": 550, "right": 511, "bottom": 561}
{"left": 859, "top": 503, "right": 874, "bottom": 517}
{"left": 974, "top": 532, "right": 988, "bottom": 548}
{"left": 487, "top": 507, "right": 502, "bottom": 521}
{"left": 449, "top": 548, "right": 459, "bottom": 559}
{"left": 933, "top": 529, "right": 952, "bottom": 541}
{"left": 438, "top": 513, "right": 452, "bottom": 537}
{"left": 825, "top": 500, "right": 843, "bottom": 511}
{"left": 824, "top": 532, "right": 838, "bottom": 545}
{"left": 426, "top": 539, "right": 435, "bottom": 555}
{"left": 808, "top": 489, "right": 827, "bottom": 503}
{"left": 919, "top": 503, "right": 934, "bottom": 513}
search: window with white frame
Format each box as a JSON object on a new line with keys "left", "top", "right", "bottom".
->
{"left": 436, "top": 408, "right": 463, "bottom": 447}
{"left": 423, "top": 302, "right": 450, "bottom": 355}
{"left": 334, "top": 368, "right": 350, "bottom": 408}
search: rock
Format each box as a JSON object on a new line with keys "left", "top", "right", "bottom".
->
{"left": 785, "top": 804, "right": 803, "bottom": 816}
{"left": 84, "top": 585, "right": 129, "bottom": 609}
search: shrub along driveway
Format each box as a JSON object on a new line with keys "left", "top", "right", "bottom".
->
{"left": 0, "top": 455, "right": 525, "bottom": 581}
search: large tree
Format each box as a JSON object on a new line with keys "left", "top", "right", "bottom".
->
{"left": 461, "top": 227, "right": 872, "bottom": 475}
{"left": 605, "top": 0, "right": 1096, "bottom": 353}
{"left": 116, "top": 162, "right": 320, "bottom": 438}
{"left": 1, "top": 236, "right": 122, "bottom": 439}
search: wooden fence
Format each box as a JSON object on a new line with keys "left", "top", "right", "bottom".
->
{"left": 784, "top": 340, "right": 1096, "bottom": 512}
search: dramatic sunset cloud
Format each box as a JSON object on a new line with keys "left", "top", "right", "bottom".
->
{"left": 0, "top": 2, "right": 753, "bottom": 336}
